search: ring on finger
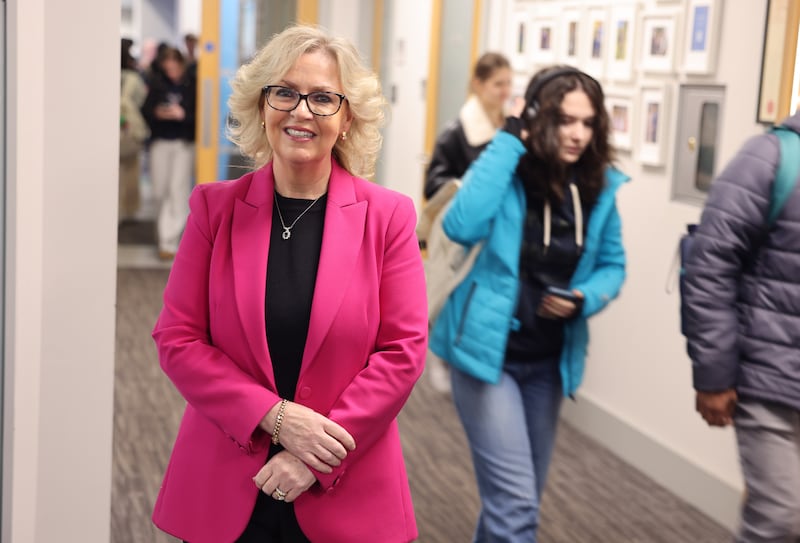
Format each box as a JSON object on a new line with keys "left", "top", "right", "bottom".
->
{"left": 273, "top": 487, "right": 287, "bottom": 501}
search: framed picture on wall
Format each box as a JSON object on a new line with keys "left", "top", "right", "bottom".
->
{"left": 638, "top": 85, "right": 670, "bottom": 166}
{"left": 530, "top": 17, "right": 557, "bottom": 65}
{"left": 558, "top": 7, "right": 582, "bottom": 66}
{"left": 757, "top": 0, "right": 800, "bottom": 123}
{"left": 640, "top": 9, "right": 679, "bottom": 74}
{"left": 510, "top": 10, "right": 531, "bottom": 72}
{"left": 585, "top": 6, "right": 608, "bottom": 78}
{"left": 607, "top": 3, "right": 638, "bottom": 81}
{"left": 606, "top": 92, "right": 635, "bottom": 151}
{"left": 682, "top": 0, "right": 722, "bottom": 74}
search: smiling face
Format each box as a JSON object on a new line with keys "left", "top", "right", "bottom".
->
{"left": 262, "top": 50, "right": 353, "bottom": 176}
{"left": 557, "top": 89, "right": 595, "bottom": 164}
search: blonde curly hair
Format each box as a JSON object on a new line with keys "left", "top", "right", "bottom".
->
{"left": 227, "top": 24, "right": 387, "bottom": 179}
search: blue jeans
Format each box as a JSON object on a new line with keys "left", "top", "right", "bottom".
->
{"left": 451, "top": 359, "right": 563, "bottom": 543}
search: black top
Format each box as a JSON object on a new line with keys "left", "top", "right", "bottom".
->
{"left": 505, "top": 184, "right": 588, "bottom": 361}
{"left": 265, "top": 192, "right": 327, "bottom": 400}
{"left": 141, "top": 71, "right": 197, "bottom": 141}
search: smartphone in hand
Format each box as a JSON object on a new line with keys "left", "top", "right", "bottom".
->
{"left": 544, "top": 285, "right": 580, "bottom": 303}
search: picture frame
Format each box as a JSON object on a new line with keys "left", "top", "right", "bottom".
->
{"left": 509, "top": 10, "right": 531, "bottom": 72}
{"left": 606, "top": 92, "right": 635, "bottom": 151}
{"left": 585, "top": 6, "right": 608, "bottom": 79}
{"left": 558, "top": 7, "right": 583, "bottom": 66}
{"left": 640, "top": 9, "right": 679, "bottom": 74}
{"left": 607, "top": 4, "right": 638, "bottom": 82}
{"left": 682, "top": 0, "right": 722, "bottom": 74}
{"left": 638, "top": 85, "right": 670, "bottom": 166}
{"left": 757, "top": 0, "right": 800, "bottom": 123}
{"left": 530, "top": 16, "right": 557, "bottom": 66}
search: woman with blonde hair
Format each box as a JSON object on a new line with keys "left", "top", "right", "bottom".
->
{"left": 424, "top": 52, "right": 512, "bottom": 198}
{"left": 152, "top": 25, "right": 427, "bottom": 543}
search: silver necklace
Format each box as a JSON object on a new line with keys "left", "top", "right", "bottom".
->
{"left": 273, "top": 192, "right": 322, "bottom": 240}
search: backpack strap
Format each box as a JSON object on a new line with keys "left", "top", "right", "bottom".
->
{"left": 767, "top": 125, "right": 800, "bottom": 226}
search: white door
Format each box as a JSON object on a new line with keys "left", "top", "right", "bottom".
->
{"left": 377, "top": 0, "right": 432, "bottom": 213}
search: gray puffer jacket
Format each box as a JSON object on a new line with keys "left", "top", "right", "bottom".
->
{"left": 684, "top": 111, "right": 800, "bottom": 411}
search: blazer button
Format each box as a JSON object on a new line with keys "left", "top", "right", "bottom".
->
{"left": 299, "top": 386, "right": 312, "bottom": 399}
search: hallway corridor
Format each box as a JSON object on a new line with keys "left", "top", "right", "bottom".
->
{"left": 112, "top": 267, "right": 733, "bottom": 543}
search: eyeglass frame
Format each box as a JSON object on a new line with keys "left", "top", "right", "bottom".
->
{"left": 262, "top": 85, "right": 348, "bottom": 117}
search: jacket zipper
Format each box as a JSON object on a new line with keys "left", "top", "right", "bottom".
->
{"left": 454, "top": 282, "right": 478, "bottom": 345}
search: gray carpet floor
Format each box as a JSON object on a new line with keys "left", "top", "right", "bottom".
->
{"left": 112, "top": 268, "right": 733, "bottom": 542}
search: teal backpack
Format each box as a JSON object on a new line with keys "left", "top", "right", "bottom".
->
{"left": 678, "top": 124, "right": 800, "bottom": 335}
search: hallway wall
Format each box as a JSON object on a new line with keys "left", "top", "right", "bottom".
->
{"left": 4, "top": 0, "right": 119, "bottom": 541}
{"left": 489, "top": 0, "right": 770, "bottom": 530}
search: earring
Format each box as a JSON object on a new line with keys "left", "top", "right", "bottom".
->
{"left": 261, "top": 121, "right": 265, "bottom": 128}
{"left": 341, "top": 131, "right": 347, "bottom": 141}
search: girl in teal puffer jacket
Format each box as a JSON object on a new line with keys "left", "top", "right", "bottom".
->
{"left": 429, "top": 66, "right": 629, "bottom": 543}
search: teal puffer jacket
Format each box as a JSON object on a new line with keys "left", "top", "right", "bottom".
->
{"left": 428, "top": 131, "right": 629, "bottom": 396}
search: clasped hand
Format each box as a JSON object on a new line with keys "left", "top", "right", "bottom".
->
{"left": 254, "top": 401, "right": 355, "bottom": 501}
{"left": 261, "top": 400, "right": 356, "bottom": 473}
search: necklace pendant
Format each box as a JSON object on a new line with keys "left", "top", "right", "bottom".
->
{"left": 282, "top": 228, "right": 291, "bottom": 240}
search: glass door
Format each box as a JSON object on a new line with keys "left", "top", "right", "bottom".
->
{"left": 196, "top": 0, "right": 298, "bottom": 184}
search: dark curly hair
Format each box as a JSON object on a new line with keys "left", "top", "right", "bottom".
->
{"left": 517, "top": 65, "right": 614, "bottom": 208}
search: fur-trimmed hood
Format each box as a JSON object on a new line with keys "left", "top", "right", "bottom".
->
{"left": 458, "top": 95, "right": 498, "bottom": 147}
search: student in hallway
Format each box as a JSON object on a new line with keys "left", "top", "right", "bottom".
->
{"left": 422, "top": 52, "right": 512, "bottom": 392}
{"left": 429, "top": 65, "right": 629, "bottom": 542}
{"left": 119, "top": 38, "right": 148, "bottom": 223}
{"left": 683, "top": 109, "right": 800, "bottom": 542}
{"left": 141, "top": 46, "right": 196, "bottom": 260}
{"left": 424, "top": 52, "right": 512, "bottom": 199}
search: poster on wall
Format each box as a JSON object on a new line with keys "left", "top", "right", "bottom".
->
{"left": 638, "top": 85, "right": 670, "bottom": 166}
{"left": 558, "top": 7, "right": 583, "bottom": 67}
{"left": 607, "top": 3, "right": 638, "bottom": 81}
{"left": 585, "top": 6, "right": 608, "bottom": 78}
{"left": 510, "top": 10, "right": 531, "bottom": 72}
{"left": 682, "top": 0, "right": 722, "bottom": 74}
{"left": 757, "top": 0, "right": 795, "bottom": 123}
{"left": 527, "top": 3, "right": 559, "bottom": 67}
{"left": 640, "top": 9, "right": 679, "bottom": 74}
{"left": 606, "top": 92, "right": 635, "bottom": 151}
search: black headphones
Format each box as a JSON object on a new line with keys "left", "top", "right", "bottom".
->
{"left": 524, "top": 66, "right": 593, "bottom": 118}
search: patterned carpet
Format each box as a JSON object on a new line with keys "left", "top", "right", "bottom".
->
{"left": 112, "top": 268, "right": 732, "bottom": 542}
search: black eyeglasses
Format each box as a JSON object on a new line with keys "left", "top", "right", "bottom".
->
{"left": 263, "top": 85, "right": 347, "bottom": 117}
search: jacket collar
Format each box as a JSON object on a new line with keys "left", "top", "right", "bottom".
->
{"left": 232, "top": 159, "right": 366, "bottom": 385}
{"left": 459, "top": 95, "right": 498, "bottom": 147}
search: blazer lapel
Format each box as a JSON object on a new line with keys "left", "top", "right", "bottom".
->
{"left": 301, "top": 162, "right": 367, "bottom": 373}
{"left": 231, "top": 167, "right": 275, "bottom": 386}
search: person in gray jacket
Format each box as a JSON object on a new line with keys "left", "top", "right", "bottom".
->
{"left": 683, "top": 110, "right": 800, "bottom": 542}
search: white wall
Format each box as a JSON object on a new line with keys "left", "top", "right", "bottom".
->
{"left": 492, "top": 0, "right": 768, "bottom": 531}
{"left": 178, "top": 0, "right": 201, "bottom": 37}
{"left": 4, "top": 0, "right": 119, "bottom": 541}
{"left": 319, "top": 0, "right": 375, "bottom": 67}
{"left": 375, "top": 0, "right": 432, "bottom": 210}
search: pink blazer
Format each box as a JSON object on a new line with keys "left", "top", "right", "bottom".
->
{"left": 152, "top": 160, "right": 428, "bottom": 543}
